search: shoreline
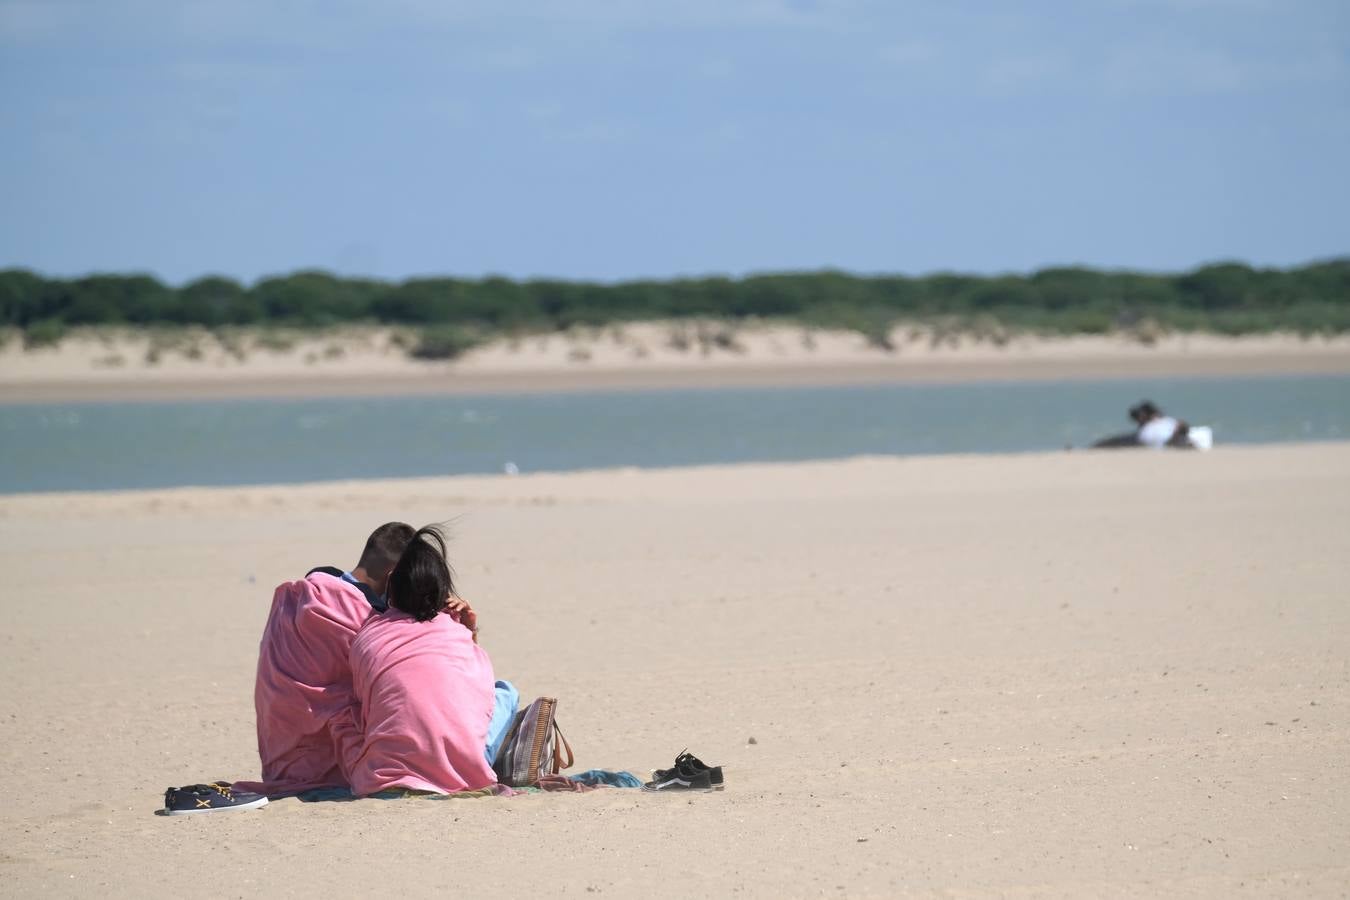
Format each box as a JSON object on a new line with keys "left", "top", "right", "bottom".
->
{"left": 4, "top": 440, "right": 1347, "bottom": 503}
{"left": 6, "top": 349, "right": 1350, "bottom": 405}
{"left": 2, "top": 326, "right": 1349, "bottom": 403}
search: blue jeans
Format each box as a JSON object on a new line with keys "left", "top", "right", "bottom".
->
{"left": 484, "top": 680, "right": 519, "bottom": 764}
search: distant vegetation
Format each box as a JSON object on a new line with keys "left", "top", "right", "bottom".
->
{"left": 3, "top": 260, "right": 1348, "bottom": 356}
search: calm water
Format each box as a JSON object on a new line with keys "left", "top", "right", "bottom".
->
{"left": 1, "top": 375, "right": 1347, "bottom": 494}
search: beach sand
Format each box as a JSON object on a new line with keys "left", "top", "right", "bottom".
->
{"left": 4, "top": 326, "right": 1350, "bottom": 402}
{"left": 1, "top": 444, "right": 1348, "bottom": 897}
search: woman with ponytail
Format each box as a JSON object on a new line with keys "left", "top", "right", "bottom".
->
{"left": 333, "top": 525, "right": 510, "bottom": 795}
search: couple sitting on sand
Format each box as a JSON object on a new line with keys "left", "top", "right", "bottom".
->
{"left": 167, "top": 522, "right": 519, "bottom": 813}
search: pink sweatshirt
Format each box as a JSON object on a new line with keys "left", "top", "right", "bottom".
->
{"left": 250, "top": 572, "right": 373, "bottom": 794}
{"left": 334, "top": 608, "right": 498, "bottom": 796}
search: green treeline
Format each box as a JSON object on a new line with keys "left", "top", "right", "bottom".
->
{"left": 4, "top": 259, "right": 1350, "bottom": 350}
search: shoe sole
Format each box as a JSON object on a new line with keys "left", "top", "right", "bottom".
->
{"left": 165, "top": 796, "right": 269, "bottom": 815}
{"left": 641, "top": 778, "right": 714, "bottom": 793}
{"left": 650, "top": 771, "right": 724, "bottom": 791}
{"left": 641, "top": 785, "right": 714, "bottom": 793}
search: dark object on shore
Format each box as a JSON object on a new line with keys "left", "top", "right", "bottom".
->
{"left": 1091, "top": 432, "right": 1145, "bottom": 449}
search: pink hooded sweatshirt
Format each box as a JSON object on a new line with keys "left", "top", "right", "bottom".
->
{"left": 333, "top": 608, "right": 498, "bottom": 796}
{"left": 249, "top": 572, "right": 374, "bottom": 794}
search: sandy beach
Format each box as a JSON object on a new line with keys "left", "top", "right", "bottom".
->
{"left": 1, "top": 444, "right": 1348, "bottom": 897}
{"left": 4, "top": 326, "right": 1350, "bottom": 402}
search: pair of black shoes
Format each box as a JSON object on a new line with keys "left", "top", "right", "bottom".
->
{"left": 643, "top": 750, "right": 724, "bottom": 792}
{"left": 163, "top": 781, "right": 268, "bottom": 815}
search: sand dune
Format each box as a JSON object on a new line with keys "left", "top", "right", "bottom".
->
{"left": 3, "top": 326, "right": 1350, "bottom": 402}
{"left": 1, "top": 444, "right": 1348, "bottom": 897}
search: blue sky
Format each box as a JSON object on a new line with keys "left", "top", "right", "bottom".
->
{"left": 2, "top": 0, "right": 1347, "bottom": 285}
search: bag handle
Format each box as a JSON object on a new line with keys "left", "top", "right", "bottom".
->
{"left": 550, "top": 723, "right": 575, "bottom": 774}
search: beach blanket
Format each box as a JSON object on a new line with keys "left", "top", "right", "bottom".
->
{"left": 243, "top": 571, "right": 375, "bottom": 795}
{"left": 332, "top": 608, "right": 499, "bottom": 796}
{"left": 290, "top": 770, "right": 643, "bottom": 803}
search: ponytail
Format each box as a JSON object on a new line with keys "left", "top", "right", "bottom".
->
{"left": 385, "top": 525, "right": 455, "bottom": 622}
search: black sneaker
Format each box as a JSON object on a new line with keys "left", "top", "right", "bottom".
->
{"left": 163, "top": 781, "right": 268, "bottom": 815}
{"left": 642, "top": 766, "right": 714, "bottom": 792}
{"left": 648, "top": 750, "right": 723, "bottom": 791}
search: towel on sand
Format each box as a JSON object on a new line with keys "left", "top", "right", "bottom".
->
{"left": 291, "top": 771, "right": 642, "bottom": 802}
{"left": 332, "top": 607, "right": 498, "bottom": 796}
{"left": 242, "top": 571, "right": 375, "bottom": 795}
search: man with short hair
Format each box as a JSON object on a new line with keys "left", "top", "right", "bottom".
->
{"left": 307, "top": 521, "right": 417, "bottom": 613}
{"left": 249, "top": 522, "right": 429, "bottom": 795}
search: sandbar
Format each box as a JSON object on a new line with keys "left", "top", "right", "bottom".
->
{"left": 1, "top": 444, "right": 1348, "bottom": 896}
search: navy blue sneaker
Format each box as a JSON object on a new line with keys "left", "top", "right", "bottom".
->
{"left": 163, "top": 781, "right": 268, "bottom": 815}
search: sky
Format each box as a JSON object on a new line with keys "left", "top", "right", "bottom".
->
{"left": 2, "top": 0, "right": 1347, "bottom": 286}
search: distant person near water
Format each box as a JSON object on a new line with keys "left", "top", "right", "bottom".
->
{"left": 1092, "top": 400, "right": 1213, "bottom": 450}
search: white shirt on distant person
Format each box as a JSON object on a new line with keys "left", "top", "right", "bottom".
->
{"left": 1137, "top": 416, "right": 1180, "bottom": 448}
